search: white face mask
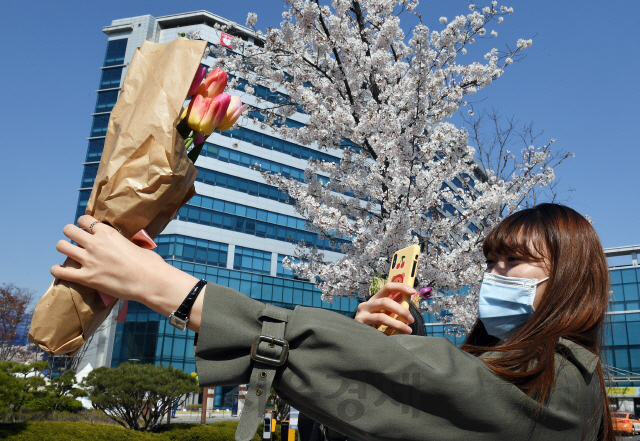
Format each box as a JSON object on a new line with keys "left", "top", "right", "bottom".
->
{"left": 478, "top": 273, "right": 549, "bottom": 340}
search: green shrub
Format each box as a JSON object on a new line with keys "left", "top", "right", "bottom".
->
{"left": 157, "top": 422, "right": 264, "bottom": 441}
{"left": 0, "top": 421, "right": 156, "bottom": 440}
{"left": 22, "top": 399, "right": 52, "bottom": 411}
{"left": 83, "top": 363, "right": 199, "bottom": 431}
{"left": 185, "top": 404, "right": 201, "bottom": 411}
{"left": 0, "top": 420, "right": 278, "bottom": 440}
{"left": 23, "top": 397, "right": 84, "bottom": 413}
{"left": 6, "top": 408, "right": 116, "bottom": 424}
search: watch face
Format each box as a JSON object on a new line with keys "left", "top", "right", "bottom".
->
{"left": 169, "top": 314, "right": 187, "bottom": 331}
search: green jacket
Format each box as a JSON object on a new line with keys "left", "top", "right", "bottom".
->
{"left": 195, "top": 284, "right": 602, "bottom": 441}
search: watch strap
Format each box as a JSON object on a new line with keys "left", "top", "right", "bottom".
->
{"left": 173, "top": 279, "right": 207, "bottom": 322}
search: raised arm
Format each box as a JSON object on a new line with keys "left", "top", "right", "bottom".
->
{"left": 51, "top": 215, "right": 204, "bottom": 332}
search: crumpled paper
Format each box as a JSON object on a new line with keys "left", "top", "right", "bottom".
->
{"left": 29, "top": 38, "right": 207, "bottom": 355}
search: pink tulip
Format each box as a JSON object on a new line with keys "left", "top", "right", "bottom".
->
{"left": 195, "top": 68, "right": 228, "bottom": 98}
{"left": 183, "top": 94, "right": 231, "bottom": 136}
{"left": 216, "top": 96, "right": 247, "bottom": 131}
{"left": 186, "top": 65, "right": 207, "bottom": 97}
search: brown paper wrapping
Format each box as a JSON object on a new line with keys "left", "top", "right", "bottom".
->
{"left": 29, "top": 38, "right": 207, "bottom": 355}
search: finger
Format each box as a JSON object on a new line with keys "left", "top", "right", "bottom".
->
{"left": 62, "top": 224, "right": 91, "bottom": 246}
{"left": 373, "top": 297, "right": 414, "bottom": 323}
{"left": 372, "top": 282, "right": 416, "bottom": 299}
{"left": 77, "top": 215, "right": 106, "bottom": 234}
{"left": 51, "top": 263, "right": 85, "bottom": 284}
{"left": 56, "top": 240, "right": 87, "bottom": 263}
{"left": 364, "top": 313, "right": 412, "bottom": 334}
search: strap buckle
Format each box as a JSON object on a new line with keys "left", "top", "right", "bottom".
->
{"left": 168, "top": 312, "right": 188, "bottom": 331}
{"left": 251, "top": 335, "right": 289, "bottom": 366}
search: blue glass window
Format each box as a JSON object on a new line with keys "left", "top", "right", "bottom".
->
{"left": 99, "top": 67, "right": 123, "bottom": 89}
{"left": 231, "top": 75, "right": 304, "bottom": 113}
{"left": 161, "top": 236, "right": 361, "bottom": 315}
{"left": 176, "top": 202, "right": 347, "bottom": 253}
{"left": 630, "top": 345, "right": 640, "bottom": 372}
{"left": 277, "top": 254, "right": 303, "bottom": 279}
{"left": 104, "top": 39, "right": 127, "bottom": 67}
{"left": 611, "top": 285, "right": 624, "bottom": 303}
{"left": 110, "top": 299, "right": 197, "bottom": 371}
{"left": 90, "top": 114, "right": 110, "bottom": 137}
{"left": 200, "top": 143, "right": 330, "bottom": 186}
{"left": 155, "top": 235, "right": 227, "bottom": 268}
{"left": 195, "top": 167, "right": 293, "bottom": 205}
{"left": 247, "top": 109, "right": 305, "bottom": 129}
{"left": 75, "top": 190, "right": 91, "bottom": 223}
{"left": 610, "top": 270, "right": 623, "bottom": 285}
{"left": 81, "top": 164, "right": 99, "bottom": 188}
{"left": 627, "top": 323, "right": 640, "bottom": 345}
{"left": 234, "top": 247, "right": 271, "bottom": 275}
{"left": 624, "top": 284, "right": 640, "bottom": 301}
{"left": 622, "top": 269, "right": 638, "bottom": 283}
{"left": 613, "top": 322, "right": 629, "bottom": 345}
{"left": 86, "top": 139, "right": 105, "bottom": 162}
{"left": 614, "top": 347, "right": 631, "bottom": 370}
{"left": 215, "top": 126, "right": 339, "bottom": 164}
{"left": 95, "top": 90, "right": 119, "bottom": 113}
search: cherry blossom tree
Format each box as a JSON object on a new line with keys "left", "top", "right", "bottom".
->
{"left": 210, "top": 1, "right": 567, "bottom": 332}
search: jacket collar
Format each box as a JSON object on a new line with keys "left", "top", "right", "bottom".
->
{"left": 557, "top": 338, "right": 599, "bottom": 373}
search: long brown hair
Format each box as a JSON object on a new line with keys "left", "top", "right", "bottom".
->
{"left": 460, "top": 203, "right": 613, "bottom": 440}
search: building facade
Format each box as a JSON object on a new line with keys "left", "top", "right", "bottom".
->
{"left": 76, "top": 11, "right": 359, "bottom": 408}
{"left": 603, "top": 245, "right": 640, "bottom": 413}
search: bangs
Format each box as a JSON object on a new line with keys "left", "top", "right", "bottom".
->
{"left": 483, "top": 210, "right": 549, "bottom": 261}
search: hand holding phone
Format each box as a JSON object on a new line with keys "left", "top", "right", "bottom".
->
{"left": 375, "top": 245, "right": 420, "bottom": 336}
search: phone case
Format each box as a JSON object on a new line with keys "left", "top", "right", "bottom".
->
{"left": 377, "top": 244, "right": 421, "bottom": 335}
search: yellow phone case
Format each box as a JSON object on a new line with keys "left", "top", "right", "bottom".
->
{"left": 377, "top": 244, "right": 421, "bottom": 335}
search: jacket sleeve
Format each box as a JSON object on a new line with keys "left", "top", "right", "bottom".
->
{"left": 195, "top": 284, "right": 601, "bottom": 441}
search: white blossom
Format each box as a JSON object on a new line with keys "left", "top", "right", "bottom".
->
{"left": 491, "top": 30, "right": 498, "bottom": 37}
{"left": 211, "top": 1, "right": 550, "bottom": 334}
{"left": 246, "top": 12, "right": 258, "bottom": 28}
{"left": 440, "top": 17, "right": 448, "bottom": 24}
{"left": 517, "top": 38, "right": 533, "bottom": 49}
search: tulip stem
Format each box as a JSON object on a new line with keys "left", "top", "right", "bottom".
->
{"left": 185, "top": 137, "right": 194, "bottom": 150}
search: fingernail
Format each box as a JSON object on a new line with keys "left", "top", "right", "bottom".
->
{"left": 409, "top": 287, "right": 417, "bottom": 293}
{"left": 405, "top": 326, "right": 412, "bottom": 334}
{"left": 407, "top": 315, "right": 414, "bottom": 324}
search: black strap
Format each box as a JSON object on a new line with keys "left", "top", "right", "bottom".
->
{"left": 174, "top": 279, "right": 207, "bottom": 321}
{"left": 235, "top": 304, "right": 289, "bottom": 441}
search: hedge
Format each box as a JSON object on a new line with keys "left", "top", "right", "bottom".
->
{"left": 0, "top": 421, "right": 279, "bottom": 441}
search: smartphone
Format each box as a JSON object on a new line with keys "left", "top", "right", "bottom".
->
{"left": 376, "top": 244, "right": 421, "bottom": 335}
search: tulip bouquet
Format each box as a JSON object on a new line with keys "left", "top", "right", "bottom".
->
{"left": 178, "top": 67, "right": 246, "bottom": 164}
{"left": 29, "top": 38, "right": 245, "bottom": 355}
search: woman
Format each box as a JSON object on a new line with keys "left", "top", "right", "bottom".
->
{"left": 52, "top": 203, "right": 613, "bottom": 440}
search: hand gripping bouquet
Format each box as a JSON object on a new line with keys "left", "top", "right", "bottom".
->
{"left": 29, "top": 38, "right": 245, "bottom": 355}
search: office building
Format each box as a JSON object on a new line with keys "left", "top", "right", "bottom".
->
{"left": 603, "top": 245, "right": 640, "bottom": 413}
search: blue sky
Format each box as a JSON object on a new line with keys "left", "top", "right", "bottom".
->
{"left": 1, "top": 0, "right": 638, "bottom": 299}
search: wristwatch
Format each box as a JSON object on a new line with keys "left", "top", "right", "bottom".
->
{"left": 168, "top": 279, "right": 207, "bottom": 331}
